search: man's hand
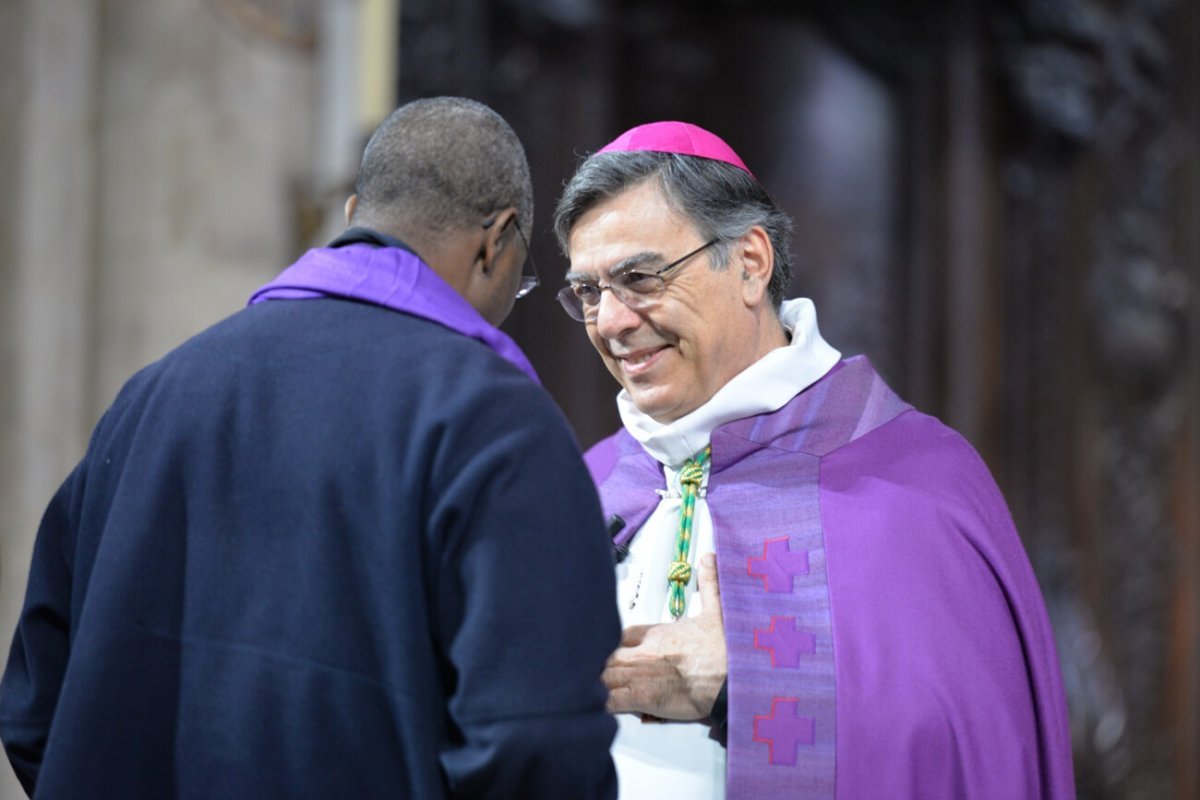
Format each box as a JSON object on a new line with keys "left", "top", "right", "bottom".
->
{"left": 602, "top": 553, "right": 726, "bottom": 720}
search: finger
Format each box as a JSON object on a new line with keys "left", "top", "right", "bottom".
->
{"left": 602, "top": 657, "right": 636, "bottom": 682}
{"left": 606, "top": 684, "right": 638, "bottom": 715}
{"left": 605, "top": 642, "right": 638, "bottom": 668}
{"left": 698, "top": 552, "right": 722, "bottom": 615}
{"left": 619, "top": 623, "right": 651, "bottom": 647}
{"left": 601, "top": 664, "right": 624, "bottom": 692}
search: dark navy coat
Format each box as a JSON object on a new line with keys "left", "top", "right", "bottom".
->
{"left": 0, "top": 297, "right": 619, "bottom": 798}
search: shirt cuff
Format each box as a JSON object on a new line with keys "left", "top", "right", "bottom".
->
{"left": 708, "top": 679, "right": 729, "bottom": 747}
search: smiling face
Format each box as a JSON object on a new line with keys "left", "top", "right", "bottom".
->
{"left": 566, "top": 180, "right": 780, "bottom": 423}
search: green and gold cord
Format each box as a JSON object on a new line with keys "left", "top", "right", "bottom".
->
{"left": 668, "top": 445, "right": 711, "bottom": 620}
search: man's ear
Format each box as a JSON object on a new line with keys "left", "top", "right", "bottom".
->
{"left": 735, "top": 225, "right": 774, "bottom": 307}
{"left": 475, "top": 206, "right": 519, "bottom": 275}
{"left": 344, "top": 194, "right": 358, "bottom": 226}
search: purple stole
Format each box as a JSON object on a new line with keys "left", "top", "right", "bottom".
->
{"left": 588, "top": 358, "right": 909, "bottom": 797}
{"left": 248, "top": 242, "right": 539, "bottom": 383}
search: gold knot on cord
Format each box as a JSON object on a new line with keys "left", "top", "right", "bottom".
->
{"left": 679, "top": 461, "right": 705, "bottom": 488}
{"left": 668, "top": 445, "right": 710, "bottom": 620}
{"left": 667, "top": 560, "right": 692, "bottom": 586}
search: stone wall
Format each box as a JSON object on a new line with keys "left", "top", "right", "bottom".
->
{"left": 0, "top": 3, "right": 316, "bottom": 797}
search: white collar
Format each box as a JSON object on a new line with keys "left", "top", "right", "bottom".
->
{"left": 617, "top": 298, "right": 841, "bottom": 468}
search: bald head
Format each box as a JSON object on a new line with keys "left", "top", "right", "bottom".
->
{"left": 351, "top": 97, "right": 533, "bottom": 239}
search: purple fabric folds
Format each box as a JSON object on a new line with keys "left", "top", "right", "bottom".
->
{"left": 585, "top": 356, "right": 1075, "bottom": 799}
{"left": 248, "top": 243, "right": 539, "bottom": 383}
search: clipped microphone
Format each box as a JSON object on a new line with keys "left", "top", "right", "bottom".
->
{"left": 607, "top": 514, "right": 629, "bottom": 564}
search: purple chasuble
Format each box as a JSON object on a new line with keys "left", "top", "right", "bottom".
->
{"left": 586, "top": 356, "right": 1074, "bottom": 799}
{"left": 248, "top": 242, "right": 539, "bottom": 383}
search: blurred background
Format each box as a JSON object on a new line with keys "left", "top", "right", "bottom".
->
{"left": 0, "top": 0, "right": 1196, "bottom": 797}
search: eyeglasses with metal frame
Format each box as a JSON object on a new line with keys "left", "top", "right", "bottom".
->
{"left": 556, "top": 238, "right": 720, "bottom": 322}
{"left": 483, "top": 216, "right": 540, "bottom": 299}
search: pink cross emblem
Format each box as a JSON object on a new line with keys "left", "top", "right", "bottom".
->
{"left": 753, "top": 616, "right": 817, "bottom": 668}
{"left": 747, "top": 537, "right": 809, "bottom": 593}
{"left": 753, "top": 697, "right": 815, "bottom": 766}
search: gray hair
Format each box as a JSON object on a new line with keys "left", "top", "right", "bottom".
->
{"left": 353, "top": 97, "right": 533, "bottom": 233}
{"left": 553, "top": 151, "right": 793, "bottom": 307}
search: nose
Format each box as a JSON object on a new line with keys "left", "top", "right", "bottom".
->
{"left": 592, "top": 286, "right": 642, "bottom": 339}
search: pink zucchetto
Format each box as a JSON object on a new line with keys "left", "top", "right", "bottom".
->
{"left": 596, "top": 121, "right": 755, "bottom": 178}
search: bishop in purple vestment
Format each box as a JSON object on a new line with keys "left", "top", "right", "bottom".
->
{"left": 552, "top": 121, "right": 1075, "bottom": 799}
